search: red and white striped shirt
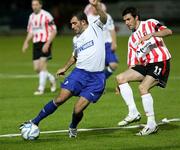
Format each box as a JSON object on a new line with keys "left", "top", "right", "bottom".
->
{"left": 27, "top": 9, "right": 56, "bottom": 43}
{"left": 127, "top": 19, "right": 171, "bottom": 67}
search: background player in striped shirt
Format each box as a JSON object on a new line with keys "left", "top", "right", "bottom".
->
{"left": 116, "top": 7, "right": 172, "bottom": 135}
{"left": 22, "top": 0, "right": 57, "bottom": 95}
{"left": 84, "top": 2, "right": 118, "bottom": 80}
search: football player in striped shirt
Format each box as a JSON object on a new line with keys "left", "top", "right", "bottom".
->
{"left": 22, "top": 0, "right": 57, "bottom": 95}
{"left": 116, "top": 7, "right": 172, "bottom": 135}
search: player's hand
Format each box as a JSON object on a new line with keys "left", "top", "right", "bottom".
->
{"left": 42, "top": 42, "right": 50, "bottom": 53}
{"left": 138, "top": 33, "right": 152, "bottom": 45}
{"left": 22, "top": 42, "right": 29, "bottom": 53}
{"left": 89, "top": 0, "right": 99, "bottom": 6}
{"left": 111, "top": 42, "right": 117, "bottom": 52}
{"left": 56, "top": 68, "right": 66, "bottom": 77}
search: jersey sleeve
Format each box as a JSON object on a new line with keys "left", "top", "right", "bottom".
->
{"left": 93, "top": 18, "right": 104, "bottom": 30}
{"left": 46, "top": 12, "right": 57, "bottom": 31}
{"left": 148, "top": 19, "right": 167, "bottom": 32}
{"left": 87, "top": 15, "right": 99, "bottom": 24}
{"left": 106, "top": 14, "right": 115, "bottom": 31}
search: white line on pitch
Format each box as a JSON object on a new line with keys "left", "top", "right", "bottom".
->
{"left": 0, "top": 118, "right": 179, "bottom": 138}
{"left": 0, "top": 73, "right": 180, "bottom": 80}
{"left": 0, "top": 74, "right": 38, "bottom": 79}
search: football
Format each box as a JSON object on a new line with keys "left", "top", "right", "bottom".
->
{"left": 20, "top": 122, "right": 40, "bottom": 140}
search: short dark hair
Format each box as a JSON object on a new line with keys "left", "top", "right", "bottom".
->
{"left": 32, "top": 0, "right": 43, "bottom": 5}
{"left": 72, "top": 11, "right": 88, "bottom": 24}
{"left": 122, "top": 7, "right": 140, "bottom": 20}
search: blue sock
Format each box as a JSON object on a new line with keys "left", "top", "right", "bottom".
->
{"left": 69, "top": 112, "right": 83, "bottom": 129}
{"left": 32, "top": 100, "right": 57, "bottom": 125}
{"left": 104, "top": 67, "right": 113, "bottom": 79}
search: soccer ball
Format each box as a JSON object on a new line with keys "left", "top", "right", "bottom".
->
{"left": 20, "top": 122, "right": 40, "bottom": 140}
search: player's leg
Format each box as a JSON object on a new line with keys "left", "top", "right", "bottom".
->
{"left": 31, "top": 68, "right": 85, "bottom": 126}
{"left": 39, "top": 57, "right": 56, "bottom": 93}
{"left": 68, "top": 71, "right": 105, "bottom": 137}
{"left": 31, "top": 88, "right": 72, "bottom": 126}
{"left": 33, "top": 59, "right": 41, "bottom": 73}
{"left": 105, "top": 62, "right": 118, "bottom": 79}
{"left": 69, "top": 97, "right": 90, "bottom": 138}
{"left": 33, "top": 57, "right": 48, "bottom": 95}
{"left": 104, "top": 43, "right": 118, "bottom": 79}
{"left": 116, "top": 68, "right": 144, "bottom": 126}
{"left": 137, "top": 60, "right": 170, "bottom": 135}
{"left": 41, "top": 43, "right": 56, "bottom": 92}
{"left": 136, "top": 75, "right": 159, "bottom": 136}
{"left": 32, "top": 42, "right": 48, "bottom": 95}
{"left": 33, "top": 59, "right": 46, "bottom": 95}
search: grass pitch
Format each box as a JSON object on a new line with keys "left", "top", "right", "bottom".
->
{"left": 0, "top": 35, "right": 180, "bottom": 150}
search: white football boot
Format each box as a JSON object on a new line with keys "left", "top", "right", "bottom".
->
{"left": 136, "top": 125, "right": 158, "bottom": 136}
{"left": 34, "top": 90, "right": 44, "bottom": 95}
{"left": 118, "top": 114, "right": 141, "bottom": 126}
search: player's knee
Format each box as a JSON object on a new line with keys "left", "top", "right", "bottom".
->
{"left": 54, "top": 91, "right": 72, "bottom": 106}
{"left": 54, "top": 98, "right": 63, "bottom": 106}
{"left": 54, "top": 95, "right": 65, "bottom": 106}
{"left": 109, "top": 63, "right": 118, "bottom": 71}
{"left": 116, "top": 74, "right": 126, "bottom": 84}
{"left": 138, "top": 84, "right": 148, "bottom": 95}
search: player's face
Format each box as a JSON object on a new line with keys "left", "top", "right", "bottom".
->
{"left": 123, "top": 13, "right": 138, "bottom": 30}
{"left": 71, "top": 16, "right": 84, "bottom": 34}
{"left": 32, "top": 0, "right": 42, "bottom": 14}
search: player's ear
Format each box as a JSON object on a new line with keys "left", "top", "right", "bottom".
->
{"left": 135, "top": 15, "right": 139, "bottom": 21}
{"left": 81, "top": 20, "right": 87, "bottom": 26}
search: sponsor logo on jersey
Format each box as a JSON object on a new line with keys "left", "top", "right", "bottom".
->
{"left": 75, "top": 40, "right": 94, "bottom": 53}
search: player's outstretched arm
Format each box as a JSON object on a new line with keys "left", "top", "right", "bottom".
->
{"left": 151, "top": 28, "right": 173, "bottom": 38}
{"left": 90, "top": 0, "right": 107, "bottom": 24}
{"left": 22, "top": 32, "right": 33, "bottom": 53}
{"left": 138, "top": 28, "right": 173, "bottom": 44}
{"left": 110, "top": 29, "right": 117, "bottom": 51}
{"left": 56, "top": 55, "right": 76, "bottom": 76}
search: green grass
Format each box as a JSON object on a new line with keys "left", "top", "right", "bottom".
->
{"left": 0, "top": 35, "right": 180, "bottom": 150}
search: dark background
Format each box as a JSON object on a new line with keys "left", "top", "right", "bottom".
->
{"left": 0, "top": 0, "right": 179, "bottom": 34}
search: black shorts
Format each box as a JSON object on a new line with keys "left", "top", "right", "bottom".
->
{"left": 132, "top": 60, "right": 170, "bottom": 88}
{"left": 33, "top": 42, "right": 52, "bottom": 60}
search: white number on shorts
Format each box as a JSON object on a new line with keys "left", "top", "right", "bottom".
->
{"left": 154, "top": 66, "right": 162, "bottom": 76}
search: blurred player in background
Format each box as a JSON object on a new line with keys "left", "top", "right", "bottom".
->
{"left": 116, "top": 7, "right": 172, "bottom": 135}
{"left": 84, "top": 2, "right": 118, "bottom": 80}
{"left": 22, "top": 0, "right": 57, "bottom": 95}
{"left": 20, "top": 0, "right": 107, "bottom": 138}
